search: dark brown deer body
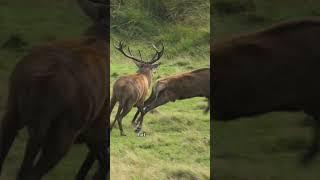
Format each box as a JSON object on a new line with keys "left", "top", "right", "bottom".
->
{"left": 132, "top": 68, "right": 210, "bottom": 132}
{"left": 0, "top": 2, "right": 109, "bottom": 180}
{"left": 77, "top": 0, "right": 108, "bottom": 24}
{"left": 212, "top": 18, "right": 320, "bottom": 163}
{"left": 110, "top": 41, "right": 164, "bottom": 136}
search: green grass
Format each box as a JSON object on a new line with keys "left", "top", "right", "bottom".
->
{"left": 212, "top": 0, "right": 320, "bottom": 179}
{"left": 110, "top": 51, "right": 210, "bottom": 179}
{"left": 0, "top": 0, "right": 97, "bottom": 179}
{"left": 110, "top": 1, "right": 210, "bottom": 177}
{"left": 111, "top": 0, "right": 210, "bottom": 58}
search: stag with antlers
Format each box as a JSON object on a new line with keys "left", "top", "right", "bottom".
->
{"left": 110, "top": 41, "right": 164, "bottom": 136}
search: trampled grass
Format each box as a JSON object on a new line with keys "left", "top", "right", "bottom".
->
{"left": 212, "top": 0, "right": 320, "bottom": 179}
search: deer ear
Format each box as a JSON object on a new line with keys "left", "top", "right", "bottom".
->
{"left": 152, "top": 63, "right": 161, "bottom": 69}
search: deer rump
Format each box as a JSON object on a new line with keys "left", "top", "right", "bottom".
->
{"left": 0, "top": 40, "right": 109, "bottom": 179}
{"left": 212, "top": 18, "right": 320, "bottom": 162}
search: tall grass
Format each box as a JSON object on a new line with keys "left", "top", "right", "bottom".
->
{"left": 111, "top": 0, "right": 210, "bottom": 58}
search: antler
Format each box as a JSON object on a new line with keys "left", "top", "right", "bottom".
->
{"left": 149, "top": 43, "right": 164, "bottom": 64}
{"left": 114, "top": 41, "right": 165, "bottom": 64}
{"left": 114, "top": 41, "right": 146, "bottom": 64}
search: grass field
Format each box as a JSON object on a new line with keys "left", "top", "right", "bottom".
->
{"left": 0, "top": 0, "right": 98, "bottom": 179}
{"left": 110, "top": 51, "right": 210, "bottom": 180}
{"left": 110, "top": 0, "right": 210, "bottom": 179}
{"left": 212, "top": 0, "right": 320, "bottom": 179}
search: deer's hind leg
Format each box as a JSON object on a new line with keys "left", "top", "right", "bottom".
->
{"left": 302, "top": 113, "right": 320, "bottom": 164}
{"left": 110, "top": 105, "right": 122, "bottom": 131}
{"left": 0, "top": 95, "right": 21, "bottom": 174}
{"left": 131, "top": 109, "right": 140, "bottom": 127}
{"left": 117, "top": 100, "right": 134, "bottom": 136}
{"left": 75, "top": 150, "right": 95, "bottom": 180}
{"left": 25, "top": 116, "right": 79, "bottom": 180}
{"left": 0, "top": 110, "right": 20, "bottom": 174}
{"left": 17, "top": 135, "right": 41, "bottom": 180}
{"left": 135, "top": 105, "right": 146, "bottom": 133}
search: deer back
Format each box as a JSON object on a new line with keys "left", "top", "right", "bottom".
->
{"left": 212, "top": 18, "right": 320, "bottom": 119}
{"left": 113, "top": 73, "right": 149, "bottom": 105}
{"left": 9, "top": 36, "right": 109, "bottom": 126}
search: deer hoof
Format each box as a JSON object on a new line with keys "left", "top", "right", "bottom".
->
{"left": 135, "top": 128, "right": 141, "bottom": 133}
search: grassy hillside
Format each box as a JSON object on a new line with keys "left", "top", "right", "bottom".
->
{"left": 0, "top": 0, "right": 97, "bottom": 179}
{"left": 110, "top": 0, "right": 210, "bottom": 179}
{"left": 212, "top": 0, "right": 320, "bottom": 179}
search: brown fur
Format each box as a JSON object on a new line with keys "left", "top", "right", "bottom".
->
{"left": 211, "top": 17, "right": 320, "bottom": 163}
{"left": 0, "top": 3, "right": 109, "bottom": 180}
{"left": 110, "top": 66, "right": 156, "bottom": 136}
{"left": 110, "top": 43, "right": 163, "bottom": 136}
{"left": 132, "top": 68, "right": 210, "bottom": 132}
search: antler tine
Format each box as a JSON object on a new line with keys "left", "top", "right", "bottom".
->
{"left": 113, "top": 41, "right": 120, "bottom": 49}
{"left": 149, "top": 43, "right": 165, "bottom": 64}
{"left": 114, "top": 40, "right": 145, "bottom": 64}
{"left": 127, "top": 46, "right": 132, "bottom": 56}
{"left": 113, "top": 40, "right": 125, "bottom": 51}
{"left": 138, "top": 50, "right": 143, "bottom": 61}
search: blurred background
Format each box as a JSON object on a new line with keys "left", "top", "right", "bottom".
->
{"left": 212, "top": 0, "right": 320, "bottom": 179}
{"left": 110, "top": 0, "right": 210, "bottom": 179}
{"left": 0, "top": 0, "right": 97, "bottom": 179}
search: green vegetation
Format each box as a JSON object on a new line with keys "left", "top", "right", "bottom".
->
{"left": 0, "top": 0, "right": 95, "bottom": 179}
{"left": 212, "top": 0, "right": 320, "bottom": 179}
{"left": 110, "top": 0, "right": 210, "bottom": 179}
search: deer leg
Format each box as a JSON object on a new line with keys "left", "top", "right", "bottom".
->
{"left": 75, "top": 150, "right": 96, "bottom": 180}
{"left": 135, "top": 104, "right": 154, "bottom": 133}
{"left": 135, "top": 111, "right": 145, "bottom": 133}
{"left": 16, "top": 136, "right": 41, "bottom": 180}
{"left": 109, "top": 96, "right": 117, "bottom": 117}
{"left": 302, "top": 115, "right": 320, "bottom": 164}
{"left": 131, "top": 109, "right": 140, "bottom": 127}
{"left": 25, "top": 120, "right": 78, "bottom": 180}
{"left": 203, "top": 98, "right": 210, "bottom": 114}
{"left": 110, "top": 106, "right": 122, "bottom": 131}
{"left": 133, "top": 106, "right": 145, "bottom": 128}
{"left": 0, "top": 110, "right": 20, "bottom": 174}
{"left": 117, "top": 105, "right": 133, "bottom": 136}
{"left": 92, "top": 148, "right": 108, "bottom": 180}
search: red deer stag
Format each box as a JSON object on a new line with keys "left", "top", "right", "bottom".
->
{"left": 110, "top": 41, "right": 164, "bottom": 136}
{"left": 0, "top": 1, "right": 109, "bottom": 180}
{"left": 212, "top": 18, "right": 320, "bottom": 163}
{"left": 132, "top": 68, "right": 210, "bottom": 132}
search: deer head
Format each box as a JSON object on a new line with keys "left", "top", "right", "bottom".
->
{"left": 114, "top": 41, "right": 164, "bottom": 74}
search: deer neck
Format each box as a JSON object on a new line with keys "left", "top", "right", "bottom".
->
{"left": 139, "top": 70, "right": 152, "bottom": 88}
